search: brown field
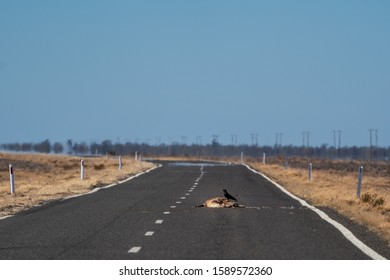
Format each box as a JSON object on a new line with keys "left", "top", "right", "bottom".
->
{"left": 245, "top": 157, "right": 390, "bottom": 246}
{"left": 0, "top": 153, "right": 154, "bottom": 217}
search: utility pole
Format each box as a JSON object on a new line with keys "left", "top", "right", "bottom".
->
{"left": 279, "top": 133, "right": 283, "bottom": 147}
{"left": 369, "top": 129, "right": 373, "bottom": 161}
{"left": 251, "top": 133, "right": 258, "bottom": 146}
{"left": 255, "top": 133, "right": 258, "bottom": 146}
{"left": 231, "top": 134, "right": 238, "bottom": 146}
{"left": 369, "top": 129, "right": 378, "bottom": 161}
{"left": 302, "top": 131, "right": 310, "bottom": 157}
{"left": 338, "top": 130, "right": 341, "bottom": 156}
{"left": 302, "top": 131, "right": 310, "bottom": 147}
{"left": 375, "top": 129, "right": 378, "bottom": 160}
{"left": 375, "top": 129, "right": 378, "bottom": 147}
{"left": 275, "top": 132, "right": 283, "bottom": 148}
{"left": 333, "top": 130, "right": 341, "bottom": 157}
{"left": 212, "top": 135, "right": 219, "bottom": 145}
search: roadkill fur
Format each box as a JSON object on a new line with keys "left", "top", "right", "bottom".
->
{"left": 195, "top": 197, "right": 245, "bottom": 208}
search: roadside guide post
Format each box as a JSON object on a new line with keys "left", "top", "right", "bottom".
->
{"left": 81, "top": 159, "right": 85, "bottom": 180}
{"left": 9, "top": 164, "right": 15, "bottom": 194}
{"left": 357, "top": 166, "right": 364, "bottom": 198}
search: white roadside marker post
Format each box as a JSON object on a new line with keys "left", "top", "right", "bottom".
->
{"left": 357, "top": 166, "right": 364, "bottom": 198}
{"left": 80, "top": 159, "right": 85, "bottom": 180}
{"left": 135, "top": 151, "right": 138, "bottom": 161}
{"left": 308, "top": 162, "right": 312, "bottom": 182}
{"left": 263, "top": 153, "right": 266, "bottom": 165}
{"left": 9, "top": 164, "right": 15, "bottom": 195}
{"left": 119, "top": 156, "right": 122, "bottom": 172}
{"left": 241, "top": 152, "right": 244, "bottom": 163}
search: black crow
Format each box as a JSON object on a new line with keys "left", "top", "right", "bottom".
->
{"left": 222, "top": 189, "right": 238, "bottom": 202}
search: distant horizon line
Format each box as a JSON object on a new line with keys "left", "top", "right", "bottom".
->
{"left": 0, "top": 139, "right": 388, "bottom": 149}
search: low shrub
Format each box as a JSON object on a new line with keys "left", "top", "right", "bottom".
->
{"left": 93, "top": 163, "right": 105, "bottom": 170}
{"left": 361, "top": 192, "right": 385, "bottom": 207}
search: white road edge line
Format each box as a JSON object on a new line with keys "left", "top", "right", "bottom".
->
{"left": 65, "top": 164, "right": 162, "bottom": 200}
{"left": 243, "top": 163, "right": 386, "bottom": 260}
{"left": 0, "top": 215, "right": 13, "bottom": 221}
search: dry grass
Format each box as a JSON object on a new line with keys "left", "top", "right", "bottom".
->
{"left": 0, "top": 153, "right": 154, "bottom": 217}
{"left": 246, "top": 158, "right": 390, "bottom": 245}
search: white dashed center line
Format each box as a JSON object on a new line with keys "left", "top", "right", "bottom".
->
{"left": 128, "top": 167, "right": 206, "bottom": 256}
{"left": 128, "top": 247, "right": 141, "bottom": 253}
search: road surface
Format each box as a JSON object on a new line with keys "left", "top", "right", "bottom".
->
{"left": 0, "top": 161, "right": 388, "bottom": 259}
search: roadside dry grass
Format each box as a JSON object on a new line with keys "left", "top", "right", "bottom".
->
{"left": 0, "top": 153, "right": 154, "bottom": 217}
{"left": 246, "top": 157, "right": 390, "bottom": 246}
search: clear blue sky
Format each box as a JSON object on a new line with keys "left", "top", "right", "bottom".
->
{"left": 1, "top": 0, "right": 389, "bottom": 147}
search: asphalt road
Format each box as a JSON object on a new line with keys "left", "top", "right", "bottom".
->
{"left": 0, "top": 161, "right": 388, "bottom": 260}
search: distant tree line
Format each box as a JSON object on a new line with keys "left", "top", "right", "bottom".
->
{"left": 1, "top": 139, "right": 389, "bottom": 161}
